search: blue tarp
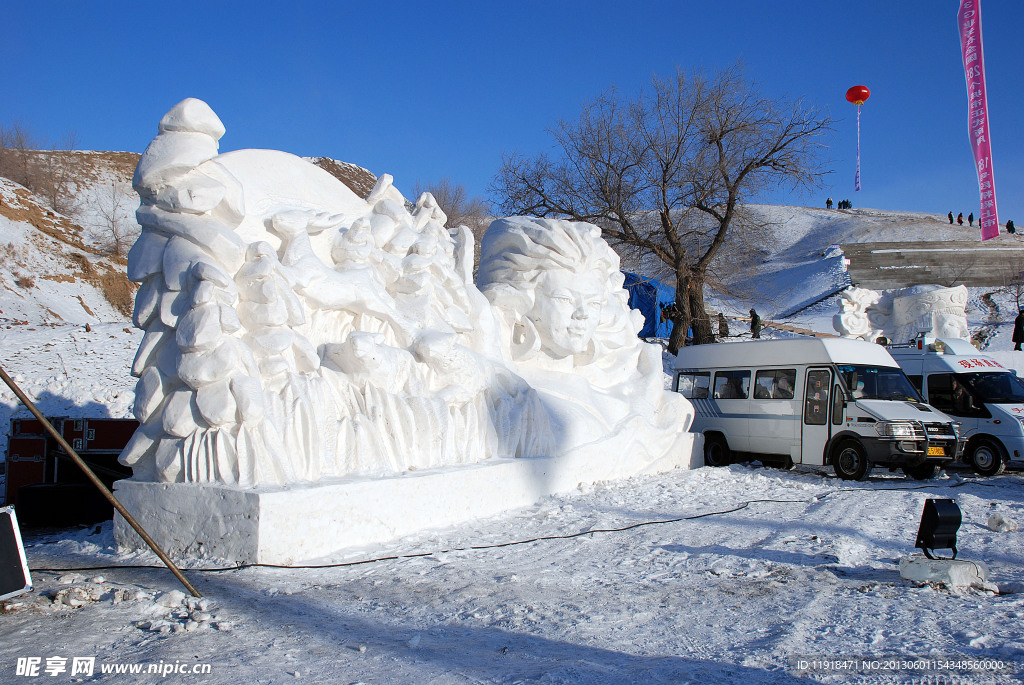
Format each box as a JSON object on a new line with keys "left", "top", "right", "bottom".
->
{"left": 622, "top": 272, "right": 675, "bottom": 339}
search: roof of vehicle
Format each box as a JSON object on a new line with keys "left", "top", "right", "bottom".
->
{"left": 888, "top": 338, "right": 1011, "bottom": 373}
{"left": 673, "top": 337, "right": 899, "bottom": 371}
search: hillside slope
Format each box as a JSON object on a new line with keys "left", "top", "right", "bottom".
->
{"left": 0, "top": 177, "right": 134, "bottom": 324}
{"left": 711, "top": 205, "right": 1017, "bottom": 322}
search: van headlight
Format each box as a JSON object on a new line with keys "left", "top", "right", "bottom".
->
{"left": 875, "top": 421, "right": 916, "bottom": 438}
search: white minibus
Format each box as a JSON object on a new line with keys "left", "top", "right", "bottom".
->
{"left": 889, "top": 337, "right": 1024, "bottom": 475}
{"left": 673, "top": 338, "right": 962, "bottom": 480}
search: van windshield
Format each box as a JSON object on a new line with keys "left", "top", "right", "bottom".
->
{"left": 837, "top": 364, "right": 923, "bottom": 402}
{"left": 957, "top": 372, "right": 1024, "bottom": 403}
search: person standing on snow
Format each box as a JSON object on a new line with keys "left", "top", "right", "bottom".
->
{"left": 718, "top": 312, "right": 730, "bottom": 338}
{"left": 749, "top": 308, "right": 761, "bottom": 339}
{"left": 1007, "top": 219, "right": 1016, "bottom": 234}
{"left": 826, "top": 198, "right": 833, "bottom": 209}
{"left": 968, "top": 212, "right": 975, "bottom": 227}
{"left": 1014, "top": 309, "right": 1024, "bottom": 351}
{"left": 948, "top": 211, "right": 954, "bottom": 224}
{"left": 957, "top": 212, "right": 964, "bottom": 226}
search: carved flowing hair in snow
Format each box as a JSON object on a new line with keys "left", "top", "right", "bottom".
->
{"left": 477, "top": 217, "right": 641, "bottom": 372}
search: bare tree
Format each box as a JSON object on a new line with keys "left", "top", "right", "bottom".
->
{"left": 0, "top": 122, "right": 39, "bottom": 189}
{"left": 0, "top": 123, "right": 80, "bottom": 217}
{"left": 492, "top": 66, "right": 831, "bottom": 353}
{"left": 934, "top": 251, "right": 978, "bottom": 288}
{"left": 37, "top": 131, "right": 81, "bottom": 217}
{"left": 93, "top": 181, "right": 138, "bottom": 256}
{"left": 412, "top": 178, "right": 492, "bottom": 270}
{"left": 997, "top": 253, "right": 1024, "bottom": 312}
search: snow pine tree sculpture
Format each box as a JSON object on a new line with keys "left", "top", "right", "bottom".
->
{"left": 116, "top": 99, "right": 694, "bottom": 561}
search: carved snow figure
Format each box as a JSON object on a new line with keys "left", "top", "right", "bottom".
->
{"left": 122, "top": 98, "right": 548, "bottom": 486}
{"left": 477, "top": 217, "right": 692, "bottom": 458}
{"left": 120, "top": 97, "right": 692, "bottom": 496}
{"left": 833, "top": 284, "right": 969, "bottom": 344}
{"left": 115, "top": 99, "right": 697, "bottom": 562}
{"left": 833, "top": 287, "right": 884, "bottom": 340}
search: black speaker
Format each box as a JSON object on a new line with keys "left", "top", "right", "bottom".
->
{"left": 915, "top": 498, "right": 962, "bottom": 560}
{"left": 0, "top": 506, "right": 32, "bottom": 601}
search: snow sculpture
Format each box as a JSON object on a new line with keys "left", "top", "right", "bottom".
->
{"left": 833, "top": 284, "right": 969, "bottom": 344}
{"left": 478, "top": 217, "right": 692, "bottom": 457}
{"left": 833, "top": 287, "right": 883, "bottom": 340}
{"left": 122, "top": 98, "right": 548, "bottom": 487}
{"left": 120, "top": 99, "right": 693, "bottom": 492}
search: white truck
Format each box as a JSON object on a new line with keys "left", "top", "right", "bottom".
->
{"left": 673, "top": 338, "right": 963, "bottom": 480}
{"left": 889, "top": 337, "right": 1024, "bottom": 475}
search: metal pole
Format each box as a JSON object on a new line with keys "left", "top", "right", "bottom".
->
{"left": 0, "top": 364, "right": 202, "bottom": 598}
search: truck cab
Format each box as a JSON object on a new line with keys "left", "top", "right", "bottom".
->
{"left": 889, "top": 337, "right": 1024, "bottom": 475}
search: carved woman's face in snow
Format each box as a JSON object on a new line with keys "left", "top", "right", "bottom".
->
{"left": 527, "top": 270, "right": 604, "bottom": 359}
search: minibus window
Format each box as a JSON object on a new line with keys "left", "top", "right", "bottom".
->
{"left": 754, "top": 369, "right": 796, "bottom": 399}
{"left": 676, "top": 372, "right": 710, "bottom": 399}
{"left": 832, "top": 386, "right": 844, "bottom": 425}
{"left": 836, "top": 364, "right": 922, "bottom": 402}
{"left": 713, "top": 371, "right": 750, "bottom": 399}
{"left": 957, "top": 372, "right": 1024, "bottom": 404}
{"left": 804, "top": 370, "right": 830, "bottom": 425}
{"left": 927, "top": 374, "right": 957, "bottom": 413}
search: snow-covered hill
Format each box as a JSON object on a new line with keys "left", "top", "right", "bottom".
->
{"left": 716, "top": 204, "right": 985, "bottom": 318}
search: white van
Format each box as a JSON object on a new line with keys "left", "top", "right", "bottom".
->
{"left": 673, "top": 338, "right": 963, "bottom": 480}
{"left": 889, "top": 337, "right": 1024, "bottom": 475}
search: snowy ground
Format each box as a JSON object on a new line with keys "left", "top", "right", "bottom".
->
{"left": 4, "top": 201, "right": 1024, "bottom": 683}
{"left": 3, "top": 465, "right": 1023, "bottom": 684}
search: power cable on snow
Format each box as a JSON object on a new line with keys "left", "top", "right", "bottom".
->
{"left": 27, "top": 477, "right": 995, "bottom": 575}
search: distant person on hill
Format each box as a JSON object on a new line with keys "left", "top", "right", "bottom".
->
{"left": 718, "top": 312, "right": 730, "bottom": 338}
{"left": 968, "top": 212, "right": 975, "bottom": 227}
{"left": 1014, "top": 309, "right": 1024, "bottom": 351}
{"left": 1007, "top": 219, "right": 1016, "bottom": 234}
{"left": 948, "top": 211, "right": 954, "bottom": 224}
{"left": 749, "top": 308, "right": 762, "bottom": 339}
{"left": 957, "top": 212, "right": 964, "bottom": 226}
{"left": 826, "top": 198, "right": 833, "bottom": 209}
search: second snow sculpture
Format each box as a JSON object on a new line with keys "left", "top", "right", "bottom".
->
{"left": 834, "top": 284, "right": 970, "bottom": 343}
{"left": 120, "top": 98, "right": 692, "bottom": 491}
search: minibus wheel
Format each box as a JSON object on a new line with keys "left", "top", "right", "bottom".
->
{"left": 966, "top": 438, "right": 1005, "bottom": 477}
{"left": 832, "top": 440, "right": 871, "bottom": 480}
{"left": 703, "top": 434, "right": 731, "bottom": 467}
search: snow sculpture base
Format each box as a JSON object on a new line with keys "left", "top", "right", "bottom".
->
{"left": 114, "top": 434, "right": 698, "bottom": 564}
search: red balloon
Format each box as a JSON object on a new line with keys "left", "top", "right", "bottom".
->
{"left": 846, "top": 85, "right": 870, "bottom": 106}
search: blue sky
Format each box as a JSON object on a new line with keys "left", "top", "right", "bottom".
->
{"left": 3, "top": 1, "right": 1022, "bottom": 224}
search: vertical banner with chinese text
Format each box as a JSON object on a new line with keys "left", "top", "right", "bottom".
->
{"left": 958, "top": 0, "right": 999, "bottom": 240}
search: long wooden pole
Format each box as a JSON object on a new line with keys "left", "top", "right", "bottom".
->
{"left": 0, "top": 364, "right": 202, "bottom": 598}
